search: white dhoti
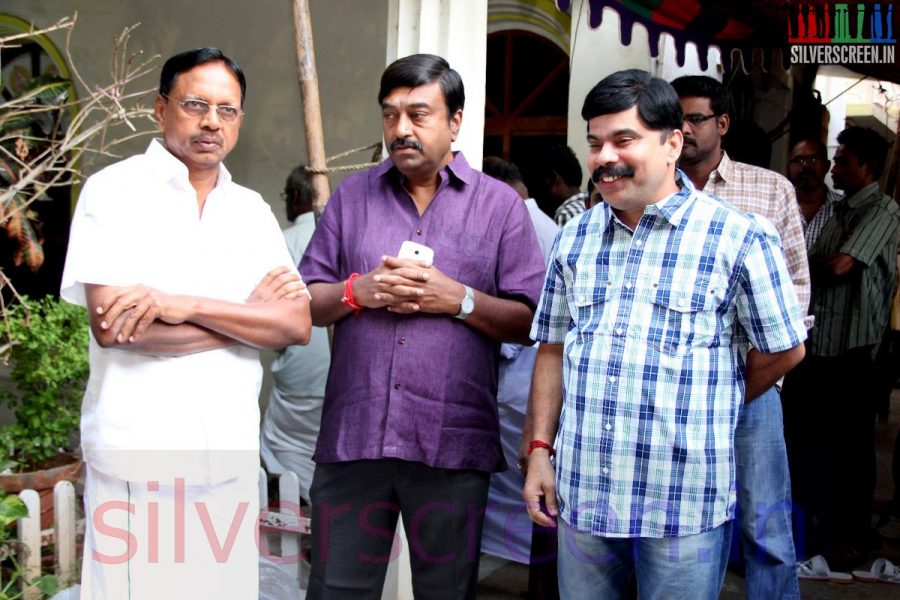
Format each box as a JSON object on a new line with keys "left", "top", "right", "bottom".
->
{"left": 81, "top": 464, "right": 260, "bottom": 600}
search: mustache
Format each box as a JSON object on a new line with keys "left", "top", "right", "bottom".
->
{"left": 591, "top": 164, "right": 635, "bottom": 182}
{"left": 191, "top": 133, "right": 223, "bottom": 145}
{"left": 390, "top": 137, "right": 423, "bottom": 151}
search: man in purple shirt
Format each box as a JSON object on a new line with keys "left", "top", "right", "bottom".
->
{"left": 299, "top": 54, "right": 546, "bottom": 599}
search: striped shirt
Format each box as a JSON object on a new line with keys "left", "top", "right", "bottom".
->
{"left": 531, "top": 172, "right": 806, "bottom": 538}
{"left": 555, "top": 192, "right": 588, "bottom": 226}
{"left": 803, "top": 187, "right": 842, "bottom": 250}
{"left": 700, "top": 152, "right": 811, "bottom": 315}
{"left": 808, "top": 182, "right": 900, "bottom": 357}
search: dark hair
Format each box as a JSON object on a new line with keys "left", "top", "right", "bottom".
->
{"left": 582, "top": 69, "right": 682, "bottom": 135}
{"left": 790, "top": 137, "right": 828, "bottom": 160}
{"left": 285, "top": 166, "right": 315, "bottom": 206}
{"left": 537, "top": 144, "right": 583, "bottom": 188}
{"left": 670, "top": 75, "right": 728, "bottom": 116}
{"left": 836, "top": 126, "right": 889, "bottom": 179}
{"left": 159, "top": 48, "right": 247, "bottom": 106}
{"left": 378, "top": 54, "right": 465, "bottom": 116}
{"left": 482, "top": 156, "right": 524, "bottom": 185}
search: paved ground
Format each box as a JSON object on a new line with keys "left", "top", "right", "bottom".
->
{"left": 475, "top": 391, "right": 900, "bottom": 599}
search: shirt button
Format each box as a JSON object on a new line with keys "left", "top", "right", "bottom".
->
{"left": 624, "top": 281, "right": 632, "bottom": 289}
{"left": 615, "top": 327, "right": 624, "bottom": 335}
{"left": 608, "top": 376, "right": 616, "bottom": 383}
{"left": 635, "top": 240, "right": 643, "bottom": 247}
{"left": 603, "top": 467, "right": 609, "bottom": 474}
{"left": 416, "top": 228, "right": 422, "bottom": 236}
{"left": 605, "top": 423, "right": 612, "bottom": 431}
{"left": 398, "top": 337, "right": 406, "bottom": 345}
{"left": 393, "top": 383, "right": 401, "bottom": 390}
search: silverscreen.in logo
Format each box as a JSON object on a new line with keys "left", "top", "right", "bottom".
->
{"left": 789, "top": 2, "right": 896, "bottom": 64}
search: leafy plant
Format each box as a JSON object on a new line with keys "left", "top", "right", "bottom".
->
{"left": 0, "top": 296, "right": 89, "bottom": 471}
{"left": 0, "top": 493, "right": 58, "bottom": 599}
{"left": 0, "top": 14, "right": 158, "bottom": 357}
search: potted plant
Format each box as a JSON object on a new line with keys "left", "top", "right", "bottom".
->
{"left": 0, "top": 296, "right": 88, "bottom": 529}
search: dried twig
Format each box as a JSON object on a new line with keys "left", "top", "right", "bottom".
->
{"left": 0, "top": 15, "right": 159, "bottom": 363}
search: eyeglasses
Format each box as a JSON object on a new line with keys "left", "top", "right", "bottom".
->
{"left": 162, "top": 95, "right": 243, "bottom": 122}
{"left": 789, "top": 155, "right": 824, "bottom": 166}
{"left": 682, "top": 113, "right": 718, "bottom": 125}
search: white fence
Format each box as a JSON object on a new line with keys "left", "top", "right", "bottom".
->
{"left": 15, "top": 481, "right": 78, "bottom": 600}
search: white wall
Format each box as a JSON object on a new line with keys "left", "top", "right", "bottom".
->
{"left": 566, "top": 1, "right": 720, "bottom": 172}
{"left": 386, "top": 0, "right": 488, "bottom": 168}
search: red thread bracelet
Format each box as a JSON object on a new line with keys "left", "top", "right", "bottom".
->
{"left": 527, "top": 439, "right": 556, "bottom": 457}
{"left": 341, "top": 273, "right": 363, "bottom": 315}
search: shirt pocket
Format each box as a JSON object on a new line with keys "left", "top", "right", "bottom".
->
{"left": 646, "top": 274, "right": 728, "bottom": 357}
{"left": 434, "top": 238, "right": 494, "bottom": 291}
{"left": 570, "top": 279, "right": 613, "bottom": 334}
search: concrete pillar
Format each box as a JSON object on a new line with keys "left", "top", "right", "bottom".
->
{"left": 386, "top": 0, "right": 488, "bottom": 168}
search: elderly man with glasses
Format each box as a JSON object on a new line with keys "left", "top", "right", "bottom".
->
{"left": 61, "top": 48, "right": 311, "bottom": 599}
{"left": 671, "top": 75, "right": 809, "bottom": 600}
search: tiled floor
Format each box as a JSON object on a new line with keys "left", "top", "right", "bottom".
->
{"left": 475, "top": 391, "right": 900, "bottom": 599}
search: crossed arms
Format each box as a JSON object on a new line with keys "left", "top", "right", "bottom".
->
{"left": 85, "top": 266, "right": 311, "bottom": 357}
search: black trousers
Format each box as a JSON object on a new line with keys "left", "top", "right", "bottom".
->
{"left": 782, "top": 347, "right": 877, "bottom": 558}
{"left": 307, "top": 459, "right": 490, "bottom": 600}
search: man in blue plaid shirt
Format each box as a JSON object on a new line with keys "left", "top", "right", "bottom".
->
{"left": 522, "top": 69, "right": 807, "bottom": 599}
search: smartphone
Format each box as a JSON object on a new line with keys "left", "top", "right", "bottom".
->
{"left": 397, "top": 240, "right": 435, "bottom": 267}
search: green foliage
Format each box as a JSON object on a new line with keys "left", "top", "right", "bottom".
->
{"left": 0, "top": 494, "right": 27, "bottom": 528}
{"left": 1, "top": 296, "right": 89, "bottom": 471}
{"left": 0, "top": 493, "right": 59, "bottom": 599}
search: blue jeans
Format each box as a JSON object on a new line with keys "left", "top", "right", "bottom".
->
{"left": 556, "top": 518, "right": 731, "bottom": 600}
{"left": 732, "top": 386, "right": 800, "bottom": 599}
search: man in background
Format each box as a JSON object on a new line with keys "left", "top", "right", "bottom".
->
{"left": 672, "top": 74, "right": 809, "bottom": 600}
{"left": 261, "top": 166, "right": 330, "bottom": 503}
{"left": 787, "top": 137, "right": 842, "bottom": 249}
{"left": 530, "top": 143, "right": 588, "bottom": 226}
{"left": 783, "top": 126, "right": 900, "bottom": 566}
{"left": 480, "top": 156, "right": 558, "bottom": 565}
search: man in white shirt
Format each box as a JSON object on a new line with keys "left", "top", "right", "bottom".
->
{"left": 61, "top": 48, "right": 310, "bottom": 599}
{"left": 480, "top": 157, "right": 558, "bottom": 565}
{"left": 260, "top": 166, "right": 330, "bottom": 503}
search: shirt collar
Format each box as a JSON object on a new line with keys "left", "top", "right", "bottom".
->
{"left": 710, "top": 150, "right": 733, "bottom": 184}
{"left": 597, "top": 169, "right": 694, "bottom": 232}
{"left": 146, "top": 138, "right": 232, "bottom": 190}
{"left": 649, "top": 169, "right": 695, "bottom": 226}
{"left": 374, "top": 150, "right": 474, "bottom": 186}
{"left": 292, "top": 211, "right": 315, "bottom": 226}
{"left": 842, "top": 181, "right": 880, "bottom": 208}
{"left": 825, "top": 187, "right": 843, "bottom": 204}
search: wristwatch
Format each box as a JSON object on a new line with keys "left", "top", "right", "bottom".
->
{"left": 455, "top": 285, "right": 475, "bottom": 320}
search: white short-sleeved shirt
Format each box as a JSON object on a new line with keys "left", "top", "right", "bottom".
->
{"left": 61, "top": 140, "right": 297, "bottom": 484}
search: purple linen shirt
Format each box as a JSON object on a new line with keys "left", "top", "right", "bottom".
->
{"left": 300, "top": 152, "right": 546, "bottom": 472}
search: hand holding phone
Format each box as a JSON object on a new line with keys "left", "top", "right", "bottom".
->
{"left": 397, "top": 240, "right": 434, "bottom": 267}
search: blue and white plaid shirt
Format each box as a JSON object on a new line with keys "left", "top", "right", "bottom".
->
{"left": 531, "top": 172, "right": 807, "bottom": 538}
